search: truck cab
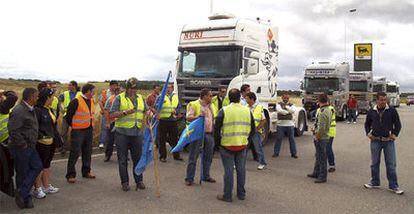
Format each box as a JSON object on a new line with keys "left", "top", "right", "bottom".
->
{"left": 349, "top": 71, "right": 373, "bottom": 113}
{"left": 174, "top": 13, "right": 308, "bottom": 140}
{"left": 386, "top": 81, "right": 400, "bottom": 107}
{"left": 303, "top": 61, "right": 350, "bottom": 120}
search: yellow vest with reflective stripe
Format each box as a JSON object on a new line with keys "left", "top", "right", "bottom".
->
{"left": 115, "top": 92, "right": 145, "bottom": 129}
{"left": 221, "top": 103, "right": 251, "bottom": 147}
{"left": 0, "top": 113, "right": 9, "bottom": 143}
{"left": 50, "top": 96, "right": 59, "bottom": 116}
{"left": 316, "top": 105, "right": 336, "bottom": 137}
{"left": 63, "top": 91, "right": 81, "bottom": 110}
{"left": 212, "top": 95, "right": 229, "bottom": 110}
{"left": 160, "top": 94, "right": 179, "bottom": 119}
{"left": 186, "top": 99, "right": 218, "bottom": 122}
{"left": 252, "top": 104, "right": 264, "bottom": 133}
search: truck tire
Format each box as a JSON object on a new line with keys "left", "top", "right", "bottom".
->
{"left": 295, "top": 110, "right": 306, "bottom": 136}
{"left": 338, "top": 106, "right": 347, "bottom": 121}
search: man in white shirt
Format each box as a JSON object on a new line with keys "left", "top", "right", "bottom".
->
{"left": 273, "top": 94, "right": 298, "bottom": 159}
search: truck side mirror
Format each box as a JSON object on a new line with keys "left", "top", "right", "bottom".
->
{"left": 244, "top": 58, "right": 259, "bottom": 75}
{"left": 249, "top": 51, "right": 260, "bottom": 59}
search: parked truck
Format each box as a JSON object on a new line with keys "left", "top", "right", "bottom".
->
{"left": 302, "top": 61, "right": 350, "bottom": 121}
{"left": 349, "top": 71, "right": 373, "bottom": 113}
{"left": 173, "top": 13, "right": 308, "bottom": 142}
{"left": 386, "top": 80, "right": 400, "bottom": 107}
{"left": 372, "top": 76, "right": 386, "bottom": 103}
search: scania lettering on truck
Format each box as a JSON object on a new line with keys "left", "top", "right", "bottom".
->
{"left": 302, "top": 61, "right": 350, "bottom": 121}
{"left": 173, "top": 13, "right": 308, "bottom": 142}
{"left": 349, "top": 71, "right": 373, "bottom": 113}
{"left": 386, "top": 81, "right": 400, "bottom": 107}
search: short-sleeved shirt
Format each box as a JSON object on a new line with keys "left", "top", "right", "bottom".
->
{"left": 110, "top": 94, "right": 148, "bottom": 136}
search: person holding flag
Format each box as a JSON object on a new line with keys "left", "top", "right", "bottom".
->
{"left": 215, "top": 88, "right": 255, "bottom": 202}
{"left": 184, "top": 88, "right": 217, "bottom": 186}
{"left": 110, "top": 77, "right": 149, "bottom": 191}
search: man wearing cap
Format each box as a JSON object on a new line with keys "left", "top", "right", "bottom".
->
{"left": 110, "top": 77, "right": 149, "bottom": 191}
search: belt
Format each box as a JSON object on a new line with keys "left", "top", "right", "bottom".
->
{"left": 372, "top": 136, "right": 392, "bottom": 142}
{"left": 205, "top": 132, "right": 213, "bottom": 134}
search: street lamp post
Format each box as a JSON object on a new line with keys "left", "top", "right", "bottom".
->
{"left": 344, "top": 8, "right": 357, "bottom": 62}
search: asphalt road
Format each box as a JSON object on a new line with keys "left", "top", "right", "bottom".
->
{"left": 1, "top": 106, "right": 414, "bottom": 213}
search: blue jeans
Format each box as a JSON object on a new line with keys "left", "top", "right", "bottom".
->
{"left": 185, "top": 134, "right": 214, "bottom": 182}
{"left": 313, "top": 139, "right": 328, "bottom": 180}
{"left": 220, "top": 148, "right": 247, "bottom": 200}
{"left": 370, "top": 140, "right": 399, "bottom": 189}
{"left": 105, "top": 123, "right": 115, "bottom": 158}
{"left": 326, "top": 137, "right": 335, "bottom": 167}
{"left": 10, "top": 147, "right": 43, "bottom": 202}
{"left": 115, "top": 132, "right": 143, "bottom": 184}
{"left": 99, "top": 116, "right": 108, "bottom": 146}
{"left": 252, "top": 132, "right": 266, "bottom": 165}
{"left": 274, "top": 126, "right": 297, "bottom": 155}
{"left": 348, "top": 109, "right": 357, "bottom": 122}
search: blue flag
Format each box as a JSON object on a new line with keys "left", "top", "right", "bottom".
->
{"left": 171, "top": 117, "right": 205, "bottom": 153}
{"left": 135, "top": 71, "right": 171, "bottom": 176}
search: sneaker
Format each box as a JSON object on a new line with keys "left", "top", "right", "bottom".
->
{"left": 328, "top": 167, "right": 336, "bottom": 173}
{"left": 43, "top": 184, "right": 59, "bottom": 194}
{"left": 99, "top": 144, "right": 104, "bottom": 149}
{"left": 33, "top": 187, "right": 46, "bottom": 199}
{"left": 363, "top": 183, "right": 380, "bottom": 189}
{"left": 353, "top": 121, "right": 357, "bottom": 124}
{"left": 347, "top": 121, "right": 351, "bottom": 124}
{"left": 257, "top": 164, "right": 266, "bottom": 170}
{"left": 388, "top": 187, "right": 404, "bottom": 195}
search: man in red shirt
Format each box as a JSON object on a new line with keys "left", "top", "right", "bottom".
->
{"left": 347, "top": 95, "right": 358, "bottom": 123}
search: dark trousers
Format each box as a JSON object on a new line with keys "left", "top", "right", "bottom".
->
{"left": 312, "top": 139, "right": 328, "bottom": 180}
{"left": 66, "top": 128, "right": 93, "bottom": 178}
{"left": 220, "top": 148, "right": 247, "bottom": 200}
{"left": 158, "top": 120, "right": 179, "bottom": 159}
{"left": 105, "top": 123, "right": 115, "bottom": 158}
{"left": 326, "top": 137, "right": 335, "bottom": 167}
{"left": 115, "top": 132, "right": 143, "bottom": 184}
{"left": 348, "top": 109, "right": 357, "bottom": 122}
{"left": 10, "top": 147, "right": 43, "bottom": 202}
{"left": 274, "top": 126, "right": 297, "bottom": 156}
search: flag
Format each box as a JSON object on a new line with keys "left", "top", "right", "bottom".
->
{"left": 171, "top": 117, "right": 204, "bottom": 153}
{"left": 135, "top": 71, "right": 171, "bottom": 176}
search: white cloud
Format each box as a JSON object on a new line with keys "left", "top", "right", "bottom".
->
{"left": 0, "top": 0, "right": 413, "bottom": 91}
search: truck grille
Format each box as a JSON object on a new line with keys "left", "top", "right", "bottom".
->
{"left": 176, "top": 77, "right": 232, "bottom": 112}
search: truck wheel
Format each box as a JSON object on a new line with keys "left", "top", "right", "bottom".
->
{"left": 261, "top": 120, "right": 270, "bottom": 145}
{"left": 295, "top": 110, "right": 306, "bottom": 136}
{"left": 338, "top": 106, "right": 347, "bottom": 121}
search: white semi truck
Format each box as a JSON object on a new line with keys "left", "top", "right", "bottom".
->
{"left": 372, "top": 76, "right": 387, "bottom": 103}
{"left": 386, "top": 81, "right": 400, "bottom": 107}
{"left": 173, "top": 13, "right": 308, "bottom": 142}
{"left": 302, "top": 61, "right": 350, "bottom": 121}
{"left": 349, "top": 71, "right": 373, "bottom": 113}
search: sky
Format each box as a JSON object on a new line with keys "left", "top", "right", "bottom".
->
{"left": 0, "top": 0, "right": 413, "bottom": 92}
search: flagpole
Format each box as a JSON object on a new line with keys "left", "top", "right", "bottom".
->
{"left": 149, "top": 118, "right": 161, "bottom": 198}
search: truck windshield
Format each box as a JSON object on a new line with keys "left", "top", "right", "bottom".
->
{"left": 350, "top": 81, "right": 368, "bottom": 92}
{"left": 387, "top": 85, "right": 398, "bottom": 93}
{"left": 304, "top": 78, "right": 340, "bottom": 94}
{"left": 178, "top": 48, "right": 241, "bottom": 78}
{"left": 373, "top": 84, "right": 385, "bottom": 92}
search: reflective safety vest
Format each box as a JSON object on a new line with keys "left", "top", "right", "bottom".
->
{"left": 252, "top": 104, "right": 264, "bottom": 133}
{"left": 212, "top": 95, "right": 230, "bottom": 110}
{"left": 221, "top": 103, "right": 251, "bottom": 147}
{"left": 186, "top": 99, "right": 218, "bottom": 121}
{"left": 316, "top": 105, "right": 336, "bottom": 138}
{"left": 159, "top": 94, "right": 179, "bottom": 119}
{"left": 0, "top": 113, "right": 9, "bottom": 143}
{"left": 63, "top": 91, "right": 81, "bottom": 110}
{"left": 50, "top": 96, "right": 59, "bottom": 116}
{"left": 72, "top": 97, "right": 95, "bottom": 129}
{"left": 115, "top": 92, "right": 145, "bottom": 129}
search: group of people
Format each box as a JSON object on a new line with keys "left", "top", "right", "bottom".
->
{"left": 0, "top": 78, "right": 405, "bottom": 209}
